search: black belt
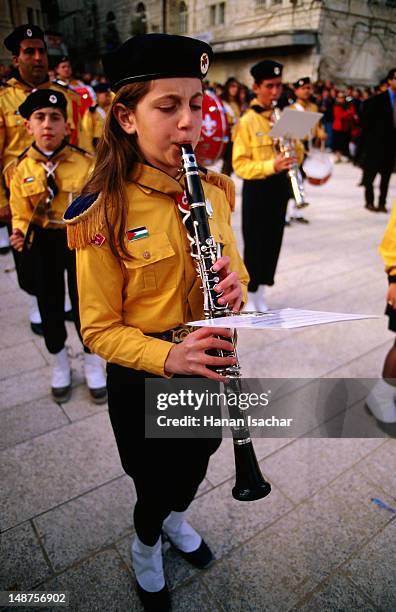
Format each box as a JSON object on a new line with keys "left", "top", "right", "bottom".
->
{"left": 147, "top": 326, "right": 194, "bottom": 344}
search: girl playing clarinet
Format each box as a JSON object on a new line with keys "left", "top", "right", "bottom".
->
{"left": 64, "top": 33, "right": 248, "bottom": 611}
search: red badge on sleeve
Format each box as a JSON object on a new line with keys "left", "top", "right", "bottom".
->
{"left": 90, "top": 233, "right": 106, "bottom": 246}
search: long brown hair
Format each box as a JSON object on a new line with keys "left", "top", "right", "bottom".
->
{"left": 83, "top": 81, "right": 151, "bottom": 259}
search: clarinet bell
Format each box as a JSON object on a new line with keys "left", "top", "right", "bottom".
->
{"left": 232, "top": 441, "right": 271, "bottom": 501}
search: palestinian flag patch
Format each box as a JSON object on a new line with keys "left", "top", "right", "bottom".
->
{"left": 126, "top": 226, "right": 149, "bottom": 241}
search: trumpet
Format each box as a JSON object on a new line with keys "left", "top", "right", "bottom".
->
{"left": 271, "top": 105, "right": 308, "bottom": 208}
{"left": 179, "top": 144, "right": 271, "bottom": 502}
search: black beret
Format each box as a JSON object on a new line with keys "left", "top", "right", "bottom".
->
{"left": 54, "top": 55, "right": 70, "bottom": 66}
{"left": 4, "top": 24, "right": 45, "bottom": 54}
{"left": 293, "top": 76, "right": 311, "bottom": 89}
{"left": 93, "top": 82, "right": 111, "bottom": 93}
{"left": 19, "top": 89, "right": 67, "bottom": 119}
{"left": 250, "top": 60, "right": 283, "bottom": 83}
{"left": 102, "top": 33, "right": 213, "bottom": 92}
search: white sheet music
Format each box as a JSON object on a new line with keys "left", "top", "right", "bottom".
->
{"left": 269, "top": 109, "right": 323, "bottom": 139}
{"left": 188, "top": 308, "right": 378, "bottom": 330}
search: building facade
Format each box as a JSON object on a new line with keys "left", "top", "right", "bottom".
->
{"left": 5, "top": 0, "right": 395, "bottom": 85}
{"left": 1, "top": 0, "right": 44, "bottom": 65}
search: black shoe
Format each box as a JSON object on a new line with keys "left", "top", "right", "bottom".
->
{"left": 365, "top": 203, "right": 376, "bottom": 212}
{"left": 135, "top": 582, "right": 171, "bottom": 612}
{"left": 88, "top": 386, "right": 107, "bottom": 404}
{"left": 284, "top": 220, "right": 291, "bottom": 227}
{"left": 166, "top": 536, "right": 214, "bottom": 569}
{"left": 294, "top": 217, "right": 309, "bottom": 224}
{"left": 0, "top": 246, "right": 10, "bottom": 255}
{"left": 51, "top": 384, "right": 72, "bottom": 403}
{"left": 64, "top": 309, "right": 74, "bottom": 322}
{"left": 377, "top": 206, "right": 388, "bottom": 213}
{"left": 30, "top": 322, "right": 44, "bottom": 336}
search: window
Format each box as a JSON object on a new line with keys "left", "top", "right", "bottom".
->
{"left": 210, "top": 2, "right": 225, "bottom": 26}
{"left": 218, "top": 2, "right": 225, "bottom": 24}
{"left": 178, "top": 2, "right": 188, "bottom": 34}
{"left": 210, "top": 5, "right": 216, "bottom": 25}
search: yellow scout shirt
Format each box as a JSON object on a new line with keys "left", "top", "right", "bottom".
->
{"left": 66, "top": 164, "right": 249, "bottom": 377}
{"left": 10, "top": 143, "right": 92, "bottom": 236}
{"left": 379, "top": 201, "right": 396, "bottom": 276}
{"left": 0, "top": 77, "right": 81, "bottom": 208}
{"left": 289, "top": 99, "right": 326, "bottom": 142}
{"left": 80, "top": 106, "right": 106, "bottom": 153}
{"left": 232, "top": 98, "right": 304, "bottom": 181}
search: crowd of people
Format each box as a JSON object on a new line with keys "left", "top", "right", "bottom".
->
{"left": 1, "top": 24, "right": 396, "bottom": 611}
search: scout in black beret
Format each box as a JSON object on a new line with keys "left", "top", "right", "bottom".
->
{"left": 4, "top": 24, "right": 46, "bottom": 55}
{"left": 293, "top": 76, "right": 311, "bottom": 89}
{"left": 63, "top": 33, "right": 246, "bottom": 612}
{"left": 19, "top": 89, "right": 67, "bottom": 119}
{"left": 93, "top": 82, "right": 111, "bottom": 93}
{"left": 102, "top": 33, "right": 213, "bottom": 91}
{"left": 250, "top": 60, "right": 283, "bottom": 84}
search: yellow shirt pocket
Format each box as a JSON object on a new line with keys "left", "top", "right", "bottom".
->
{"left": 123, "top": 231, "right": 177, "bottom": 293}
{"left": 20, "top": 177, "right": 47, "bottom": 198}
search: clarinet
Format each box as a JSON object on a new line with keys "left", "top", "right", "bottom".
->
{"left": 180, "top": 144, "right": 271, "bottom": 502}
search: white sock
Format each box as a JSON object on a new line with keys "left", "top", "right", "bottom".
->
{"left": 0, "top": 226, "right": 10, "bottom": 248}
{"left": 163, "top": 511, "right": 201, "bottom": 553}
{"left": 52, "top": 347, "right": 71, "bottom": 388}
{"left": 29, "top": 295, "right": 42, "bottom": 324}
{"left": 131, "top": 535, "right": 165, "bottom": 592}
{"left": 366, "top": 379, "right": 396, "bottom": 423}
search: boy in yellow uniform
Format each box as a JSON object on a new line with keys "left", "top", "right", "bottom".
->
{"left": 80, "top": 83, "right": 112, "bottom": 153}
{"left": 0, "top": 24, "right": 82, "bottom": 331}
{"left": 287, "top": 76, "right": 326, "bottom": 224}
{"left": 233, "top": 59, "right": 304, "bottom": 311}
{"left": 9, "top": 89, "right": 107, "bottom": 403}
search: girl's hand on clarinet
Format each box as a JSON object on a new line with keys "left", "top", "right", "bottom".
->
{"left": 10, "top": 228, "right": 24, "bottom": 252}
{"left": 212, "top": 255, "right": 243, "bottom": 312}
{"left": 164, "top": 327, "right": 237, "bottom": 381}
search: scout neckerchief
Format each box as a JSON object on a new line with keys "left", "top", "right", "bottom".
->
{"left": 33, "top": 141, "right": 67, "bottom": 207}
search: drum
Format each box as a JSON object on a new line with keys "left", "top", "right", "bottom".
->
{"left": 303, "top": 149, "right": 333, "bottom": 185}
{"left": 74, "top": 86, "right": 95, "bottom": 117}
{"left": 195, "top": 90, "right": 228, "bottom": 166}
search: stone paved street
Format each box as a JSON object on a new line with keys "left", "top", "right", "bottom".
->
{"left": 1, "top": 161, "right": 396, "bottom": 611}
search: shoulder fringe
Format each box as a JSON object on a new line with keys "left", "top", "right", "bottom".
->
{"left": 65, "top": 195, "right": 105, "bottom": 249}
{"left": 203, "top": 171, "right": 235, "bottom": 211}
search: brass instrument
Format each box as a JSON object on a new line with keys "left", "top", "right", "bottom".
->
{"left": 271, "top": 105, "right": 308, "bottom": 208}
{"left": 179, "top": 144, "right": 271, "bottom": 502}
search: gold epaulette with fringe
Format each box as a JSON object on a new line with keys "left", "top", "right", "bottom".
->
{"left": 63, "top": 192, "right": 105, "bottom": 249}
{"left": 202, "top": 170, "right": 235, "bottom": 211}
{"left": 67, "top": 143, "right": 94, "bottom": 158}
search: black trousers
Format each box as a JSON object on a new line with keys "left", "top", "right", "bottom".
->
{"left": 242, "top": 174, "right": 290, "bottom": 291}
{"left": 362, "top": 165, "right": 393, "bottom": 207}
{"left": 32, "top": 226, "right": 86, "bottom": 354}
{"left": 106, "top": 363, "right": 222, "bottom": 546}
